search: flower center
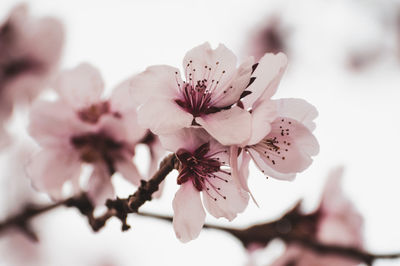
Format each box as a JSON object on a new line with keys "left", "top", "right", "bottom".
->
{"left": 175, "top": 82, "right": 215, "bottom": 117}
{"left": 176, "top": 142, "right": 230, "bottom": 201}
{"left": 174, "top": 61, "right": 228, "bottom": 118}
{"left": 70, "top": 132, "right": 124, "bottom": 174}
{"left": 77, "top": 101, "right": 121, "bottom": 124}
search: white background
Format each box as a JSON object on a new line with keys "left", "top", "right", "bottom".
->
{"left": 0, "top": 0, "right": 400, "bottom": 265}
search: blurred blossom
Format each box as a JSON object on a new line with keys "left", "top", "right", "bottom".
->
{"left": 0, "top": 229, "right": 42, "bottom": 266}
{"left": 247, "top": 16, "right": 289, "bottom": 62}
{"left": 139, "top": 131, "right": 166, "bottom": 198}
{"left": 0, "top": 4, "right": 64, "bottom": 143}
{"left": 160, "top": 128, "right": 249, "bottom": 242}
{"left": 347, "top": 48, "right": 383, "bottom": 71}
{"left": 269, "top": 167, "right": 363, "bottom": 266}
{"left": 26, "top": 63, "right": 147, "bottom": 205}
{"left": 0, "top": 141, "right": 43, "bottom": 266}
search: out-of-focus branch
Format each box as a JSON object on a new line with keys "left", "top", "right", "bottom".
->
{"left": 0, "top": 201, "right": 65, "bottom": 241}
{"left": 0, "top": 153, "right": 178, "bottom": 237}
{"left": 136, "top": 211, "right": 400, "bottom": 265}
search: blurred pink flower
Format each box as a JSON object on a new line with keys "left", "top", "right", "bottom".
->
{"left": 0, "top": 4, "right": 63, "bottom": 138}
{"left": 247, "top": 16, "right": 289, "bottom": 62}
{"left": 230, "top": 53, "right": 319, "bottom": 194}
{"left": 138, "top": 130, "right": 166, "bottom": 198}
{"left": 270, "top": 167, "right": 363, "bottom": 266}
{"left": 159, "top": 128, "right": 249, "bottom": 242}
{"left": 130, "top": 42, "right": 289, "bottom": 146}
{"left": 27, "top": 63, "right": 147, "bottom": 204}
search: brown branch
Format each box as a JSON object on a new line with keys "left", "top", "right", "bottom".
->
{"left": 136, "top": 211, "right": 400, "bottom": 265}
{"left": 0, "top": 153, "right": 178, "bottom": 236}
{"left": 0, "top": 201, "right": 64, "bottom": 241}
{"left": 1, "top": 153, "right": 400, "bottom": 265}
{"left": 86, "top": 153, "right": 178, "bottom": 231}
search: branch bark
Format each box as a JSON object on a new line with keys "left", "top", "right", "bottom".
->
{"left": 136, "top": 212, "right": 400, "bottom": 265}
{"left": 0, "top": 153, "right": 399, "bottom": 265}
{"left": 0, "top": 153, "right": 178, "bottom": 235}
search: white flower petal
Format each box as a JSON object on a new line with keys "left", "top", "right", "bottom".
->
{"left": 55, "top": 63, "right": 104, "bottom": 109}
{"left": 172, "top": 182, "right": 206, "bottom": 243}
{"left": 202, "top": 171, "right": 249, "bottom": 221}
{"left": 137, "top": 98, "right": 193, "bottom": 135}
{"left": 195, "top": 106, "right": 251, "bottom": 146}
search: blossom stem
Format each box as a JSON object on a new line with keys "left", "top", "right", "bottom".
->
{"left": 136, "top": 211, "right": 400, "bottom": 265}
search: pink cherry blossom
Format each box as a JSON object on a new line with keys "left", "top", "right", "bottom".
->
{"left": 27, "top": 63, "right": 146, "bottom": 204}
{"left": 0, "top": 4, "right": 63, "bottom": 140}
{"left": 243, "top": 98, "right": 319, "bottom": 181}
{"left": 226, "top": 47, "right": 318, "bottom": 194}
{"left": 159, "top": 128, "right": 249, "bottom": 242}
{"left": 270, "top": 167, "right": 363, "bottom": 266}
{"left": 130, "top": 42, "right": 276, "bottom": 146}
{"left": 231, "top": 97, "right": 319, "bottom": 194}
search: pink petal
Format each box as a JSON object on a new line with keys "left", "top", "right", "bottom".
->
{"left": 115, "top": 156, "right": 142, "bottom": 187}
{"left": 138, "top": 98, "right": 193, "bottom": 135}
{"left": 159, "top": 128, "right": 214, "bottom": 153}
{"left": 230, "top": 146, "right": 247, "bottom": 190}
{"left": 172, "top": 182, "right": 206, "bottom": 242}
{"left": 230, "top": 147, "right": 259, "bottom": 205}
{"left": 159, "top": 128, "right": 198, "bottom": 153}
{"left": 147, "top": 136, "right": 166, "bottom": 176}
{"left": 246, "top": 99, "right": 277, "bottom": 146}
{"left": 118, "top": 109, "right": 147, "bottom": 144}
{"left": 110, "top": 79, "right": 140, "bottom": 111}
{"left": 242, "top": 53, "right": 288, "bottom": 108}
{"left": 271, "top": 244, "right": 361, "bottom": 266}
{"left": 28, "top": 100, "right": 81, "bottom": 148}
{"left": 320, "top": 167, "right": 347, "bottom": 212}
{"left": 183, "top": 43, "right": 237, "bottom": 90}
{"left": 27, "top": 17, "right": 64, "bottom": 67}
{"left": 55, "top": 63, "right": 104, "bottom": 109}
{"left": 146, "top": 137, "right": 167, "bottom": 199}
{"left": 247, "top": 147, "right": 296, "bottom": 180}
{"left": 247, "top": 117, "right": 319, "bottom": 180}
{"left": 104, "top": 88, "right": 147, "bottom": 143}
{"left": 212, "top": 56, "right": 254, "bottom": 108}
{"left": 87, "top": 164, "right": 115, "bottom": 206}
{"left": 26, "top": 149, "right": 81, "bottom": 200}
{"left": 129, "top": 65, "right": 182, "bottom": 106}
{"left": 202, "top": 171, "right": 249, "bottom": 221}
{"left": 275, "top": 98, "right": 318, "bottom": 131}
{"left": 318, "top": 167, "right": 363, "bottom": 247}
{"left": 195, "top": 106, "right": 252, "bottom": 146}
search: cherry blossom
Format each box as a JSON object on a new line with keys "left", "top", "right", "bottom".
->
{"left": 159, "top": 128, "right": 249, "bottom": 242}
{"left": 130, "top": 42, "right": 274, "bottom": 145}
{"left": 241, "top": 98, "right": 319, "bottom": 182}
{"left": 27, "top": 63, "right": 146, "bottom": 204}
{"left": 270, "top": 167, "right": 363, "bottom": 266}
{"left": 0, "top": 4, "right": 63, "bottom": 141}
{"left": 229, "top": 50, "right": 319, "bottom": 193}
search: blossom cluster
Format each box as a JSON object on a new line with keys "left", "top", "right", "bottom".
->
{"left": 1, "top": 5, "right": 319, "bottom": 244}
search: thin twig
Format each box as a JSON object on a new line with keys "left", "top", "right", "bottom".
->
{"left": 0, "top": 153, "right": 178, "bottom": 235}
{"left": 1, "top": 153, "right": 400, "bottom": 265}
